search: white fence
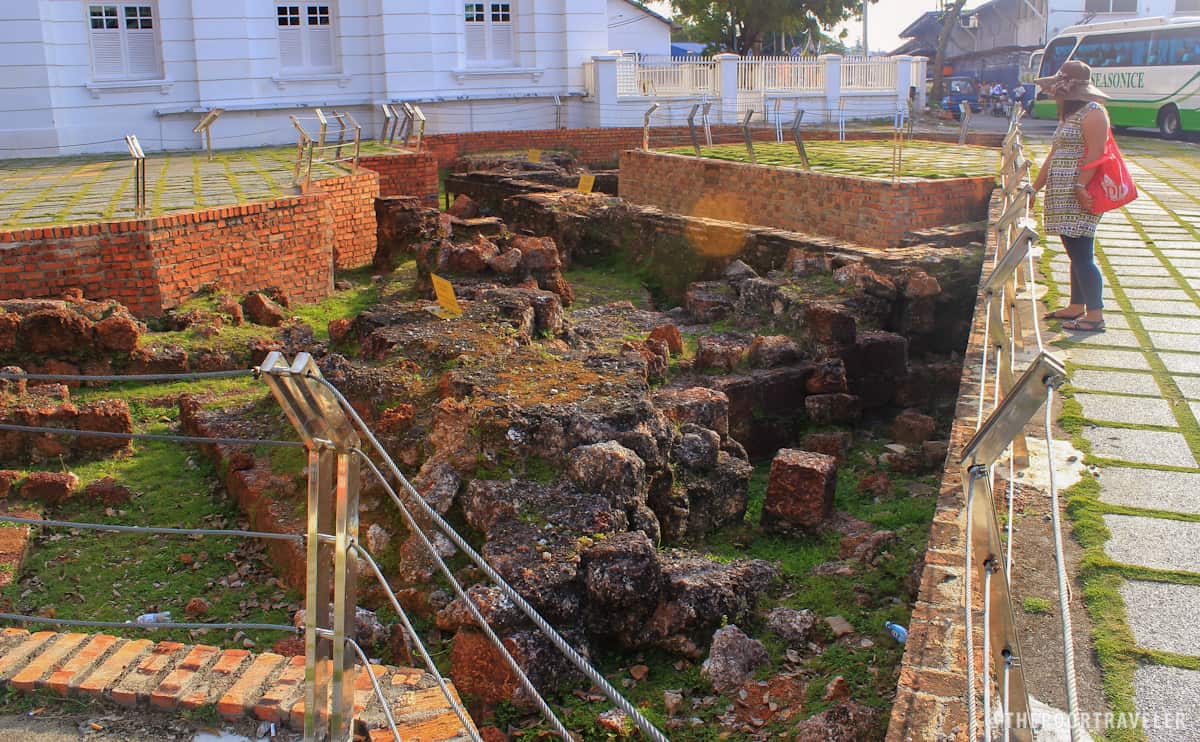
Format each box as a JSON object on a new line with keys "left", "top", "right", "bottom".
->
{"left": 737, "top": 56, "right": 825, "bottom": 92}
{"left": 584, "top": 52, "right": 926, "bottom": 128}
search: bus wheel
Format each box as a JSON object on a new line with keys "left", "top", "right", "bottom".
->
{"left": 1158, "top": 106, "right": 1181, "bottom": 139}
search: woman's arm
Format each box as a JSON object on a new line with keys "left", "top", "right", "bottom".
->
{"left": 1033, "top": 146, "right": 1054, "bottom": 192}
{"left": 1074, "top": 105, "right": 1110, "bottom": 210}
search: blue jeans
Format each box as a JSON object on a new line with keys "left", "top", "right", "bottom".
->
{"left": 1062, "top": 234, "right": 1104, "bottom": 311}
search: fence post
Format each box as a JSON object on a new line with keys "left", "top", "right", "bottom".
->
{"left": 258, "top": 352, "right": 362, "bottom": 742}
{"left": 822, "top": 54, "right": 842, "bottom": 126}
{"left": 590, "top": 54, "right": 620, "bottom": 127}
{"left": 715, "top": 52, "right": 740, "bottom": 126}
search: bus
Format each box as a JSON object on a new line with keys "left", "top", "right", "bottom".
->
{"left": 1029, "top": 16, "right": 1200, "bottom": 137}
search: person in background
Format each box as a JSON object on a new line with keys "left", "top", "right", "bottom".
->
{"left": 1012, "top": 82, "right": 1028, "bottom": 114}
{"left": 1033, "top": 60, "right": 1111, "bottom": 332}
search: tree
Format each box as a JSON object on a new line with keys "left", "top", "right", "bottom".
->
{"left": 929, "top": 0, "right": 969, "bottom": 103}
{"left": 668, "top": 0, "right": 866, "bottom": 56}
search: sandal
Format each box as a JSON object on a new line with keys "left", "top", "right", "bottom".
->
{"left": 1062, "top": 318, "right": 1106, "bottom": 332}
{"left": 1043, "top": 308, "right": 1085, "bottom": 320}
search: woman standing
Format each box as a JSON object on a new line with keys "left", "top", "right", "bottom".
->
{"left": 1033, "top": 60, "right": 1111, "bottom": 332}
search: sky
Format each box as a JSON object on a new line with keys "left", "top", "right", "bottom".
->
{"left": 644, "top": 0, "right": 984, "bottom": 55}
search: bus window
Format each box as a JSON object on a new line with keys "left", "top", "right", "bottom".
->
{"left": 1042, "top": 36, "right": 1076, "bottom": 75}
{"left": 1077, "top": 32, "right": 1150, "bottom": 66}
{"left": 1153, "top": 27, "right": 1200, "bottom": 65}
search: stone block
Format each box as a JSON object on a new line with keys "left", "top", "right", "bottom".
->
{"left": 762, "top": 449, "right": 837, "bottom": 531}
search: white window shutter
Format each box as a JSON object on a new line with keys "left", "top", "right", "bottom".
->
{"left": 309, "top": 25, "right": 334, "bottom": 69}
{"left": 466, "top": 23, "right": 486, "bottom": 62}
{"left": 279, "top": 26, "right": 303, "bottom": 68}
{"left": 125, "top": 28, "right": 159, "bottom": 77}
{"left": 91, "top": 29, "right": 125, "bottom": 78}
{"left": 490, "top": 21, "right": 513, "bottom": 64}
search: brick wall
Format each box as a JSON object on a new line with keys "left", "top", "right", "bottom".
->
{"left": 359, "top": 151, "right": 438, "bottom": 206}
{"left": 146, "top": 197, "right": 332, "bottom": 310}
{"left": 0, "top": 198, "right": 336, "bottom": 317}
{"left": 314, "top": 170, "right": 380, "bottom": 270}
{"left": 618, "top": 149, "right": 995, "bottom": 248}
{"left": 885, "top": 191, "right": 1006, "bottom": 742}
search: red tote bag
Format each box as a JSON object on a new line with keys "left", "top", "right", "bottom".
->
{"left": 1080, "top": 132, "right": 1138, "bottom": 214}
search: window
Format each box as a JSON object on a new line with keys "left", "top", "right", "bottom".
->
{"left": 1075, "top": 33, "right": 1151, "bottom": 66}
{"left": 277, "top": 4, "right": 335, "bottom": 73}
{"left": 87, "top": 4, "right": 161, "bottom": 80}
{"left": 1084, "top": 0, "right": 1136, "bottom": 12}
{"left": 1041, "top": 37, "right": 1077, "bottom": 76}
{"left": 465, "top": 2, "right": 514, "bottom": 66}
{"left": 1151, "top": 27, "right": 1200, "bottom": 65}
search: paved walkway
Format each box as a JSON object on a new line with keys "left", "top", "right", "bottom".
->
{"left": 1039, "top": 134, "right": 1200, "bottom": 741}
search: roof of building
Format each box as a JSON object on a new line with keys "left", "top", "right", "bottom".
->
{"left": 618, "top": 0, "right": 677, "bottom": 28}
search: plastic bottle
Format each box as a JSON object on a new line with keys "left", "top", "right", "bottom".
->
{"left": 885, "top": 621, "right": 908, "bottom": 644}
{"left": 134, "top": 611, "right": 172, "bottom": 625}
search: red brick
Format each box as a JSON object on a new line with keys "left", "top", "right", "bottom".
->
{"left": 76, "top": 638, "right": 152, "bottom": 699}
{"left": 46, "top": 633, "right": 121, "bottom": 696}
{"left": 10, "top": 632, "right": 88, "bottom": 691}
{"left": 253, "top": 655, "right": 306, "bottom": 723}
{"left": 0, "top": 631, "right": 56, "bottom": 682}
{"left": 150, "top": 644, "right": 219, "bottom": 710}
{"left": 217, "top": 652, "right": 285, "bottom": 721}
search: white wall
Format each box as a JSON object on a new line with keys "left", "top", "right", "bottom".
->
{"left": 606, "top": 0, "right": 672, "bottom": 56}
{"left": 0, "top": 0, "right": 611, "bottom": 156}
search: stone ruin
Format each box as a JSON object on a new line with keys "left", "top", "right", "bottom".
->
{"left": 0, "top": 148, "right": 987, "bottom": 738}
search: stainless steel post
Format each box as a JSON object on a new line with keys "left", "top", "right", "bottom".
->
{"left": 790, "top": 111, "right": 810, "bottom": 170}
{"left": 687, "top": 103, "right": 702, "bottom": 156}
{"left": 741, "top": 109, "right": 756, "bottom": 164}
{"left": 701, "top": 100, "right": 713, "bottom": 146}
{"left": 330, "top": 452, "right": 359, "bottom": 740}
{"left": 315, "top": 108, "right": 329, "bottom": 150}
{"left": 959, "top": 101, "right": 971, "bottom": 144}
{"left": 554, "top": 95, "right": 563, "bottom": 129}
{"left": 303, "top": 447, "right": 335, "bottom": 740}
{"left": 642, "top": 103, "right": 659, "bottom": 150}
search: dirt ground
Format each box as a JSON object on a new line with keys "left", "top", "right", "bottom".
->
{"left": 0, "top": 709, "right": 288, "bottom": 742}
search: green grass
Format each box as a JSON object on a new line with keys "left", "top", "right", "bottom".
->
{"left": 1023, "top": 596, "right": 1052, "bottom": 614}
{"left": 660, "top": 140, "right": 998, "bottom": 180}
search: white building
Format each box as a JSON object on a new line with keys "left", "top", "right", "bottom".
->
{"left": 606, "top": 0, "right": 673, "bottom": 56}
{"left": 1, "top": 0, "right": 666, "bottom": 156}
{"left": 1047, "top": 0, "right": 1200, "bottom": 39}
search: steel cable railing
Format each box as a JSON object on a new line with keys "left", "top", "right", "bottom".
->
{"left": 301, "top": 371, "right": 671, "bottom": 742}
{"left": 955, "top": 103, "right": 1080, "bottom": 741}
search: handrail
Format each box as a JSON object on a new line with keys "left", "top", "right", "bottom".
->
{"left": 956, "top": 110, "right": 1082, "bottom": 741}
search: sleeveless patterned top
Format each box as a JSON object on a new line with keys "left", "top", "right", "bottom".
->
{"left": 1042, "top": 101, "right": 1104, "bottom": 238}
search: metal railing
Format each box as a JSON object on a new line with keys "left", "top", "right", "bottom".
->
{"left": 616, "top": 55, "right": 718, "bottom": 98}
{"left": 0, "top": 357, "right": 667, "bottom": 742}
{"left": 290, "top": 108, "right": 363, "bottom": 192}
{"left": 957, "top": 103, "right": 1081, "bottom": 741}
{"left": 737, "top": 56, "right": 824, "bottom": 92}
{"left": 842, "top": 57, "right": 897, "bottom": 90}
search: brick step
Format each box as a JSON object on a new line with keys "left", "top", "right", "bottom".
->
{"left": 0, "top": 628, "right": 474, "bottom": 741}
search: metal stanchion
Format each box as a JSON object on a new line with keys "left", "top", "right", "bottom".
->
{"left": 554, "top": 94, "right": 564, "bottom": 130}
{"left": 701, "top": 99, "right": 713, "bottom": 146}
{"left": 259, "top": 353, "right": 361, "bottom": 742}
{"left": 124, "top": 135, "right": 146, "bottom": 216}
{"left": 741, "top": 109, "right": 757, "bottom": 164}
{"left": 790, "top": 110, "right": 810, "bottom": 170}
{"left": 959, "top": 101, "right": 972, "bottom": 145}
{"left": 687, "top": 103, "right": 702, "bottom": 156}
{"left": 314, "top": 108, "right": 329, "bottom": 150}
{"left": 192, "top": 109, "right": 223, "bottom": 161}
{"left": 642, "top": 102, "right": 659, "bottom": 150}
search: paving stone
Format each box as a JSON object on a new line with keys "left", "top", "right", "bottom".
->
{"left": 1083, "top": 426, "right": 1196, "bottom": 467}
{"left": 1067, "top": 347, "right": 1151, "bottom": 370}
{"left": 1069, "top": 329, "right": 1140, "bottom": 348}
{"left": 1148, "top": 332, "right": 1200, "bottom": 352}
{"left": 1117, "top": 265, "right": 1172, "bottom": 276}
{"left": 1107, "top": 255, "right": 1167, "bottom": 266}
{"left": 1141, "top": 316, "right": 1200, "bottom": 334}
{"left": 1175, "top": 376, "right": 1200, "bottom": 400}
{"left": 1071, "top": 369, "right": 1160, "bottom": 396}
{"left": 1075, "top": 393, "right": 1176, "bottom": 426}
{"left": 1134, "top": 665, "right": 1200, "bottom": 741}
{"left": 1125, "top": 298, "right": 1196, "bottom": 316}
{"left": 1159, "top": 352, "right": 1200, "bottom": 376}
{"left": 1122, "top": 288, "right": 1193, "bottom": 301}
{"left": 1099, "top": 467, "right": 1200, "bottom": 515}
{"left": 1104, "top": 513, "right": 1200, "bottom": 573}
{"left": 1121, "top": 580, "right": 1200, "bottom": 656}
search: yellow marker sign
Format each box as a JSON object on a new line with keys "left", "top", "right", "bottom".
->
{"left": 429, "top": 273, "right": 463, "bottom": 319}
{"left": 577, "top": 173, "right": 596, "bottom": 194}
{"left": 527, "top": 149, "right": 542, "bottom": 163}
